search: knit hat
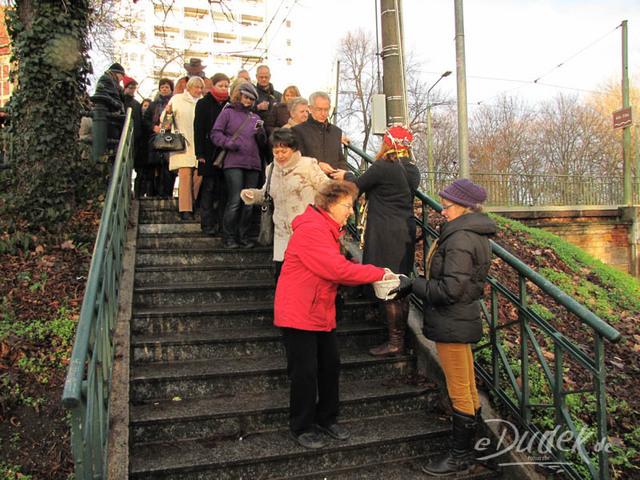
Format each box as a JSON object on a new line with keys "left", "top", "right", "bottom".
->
{"left": 211, "top": 72, "right": 230, "bottom": 86}
{"left": 439, "top": 178, "right": 487, "bottom": 208}
{"left": 123, "top": 76, "right": 137, "bottom": 88}
{"left": 238, "top": 82, "right": 258, "bottom": 100}
{"left": 109, "top": 63, "right": 125, "bottom": 75}
{"left": 376, "top": 124, "right": 413, "bottom": 159}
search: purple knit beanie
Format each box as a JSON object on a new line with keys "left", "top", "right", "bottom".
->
{"left": 439, "top": 178, "right": 487, "bottom": 208}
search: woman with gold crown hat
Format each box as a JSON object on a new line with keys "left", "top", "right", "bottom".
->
{"left": 333, "top": 125, "right": 420, "bottom": 356}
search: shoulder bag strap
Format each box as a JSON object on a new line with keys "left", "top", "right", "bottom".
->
{"left": 230, "top": 111, "right": 253, "bottom": 141}
{"left": 265, "top": 162, "right": 275, "bottom": 198}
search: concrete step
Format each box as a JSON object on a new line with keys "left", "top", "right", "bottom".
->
{"left": 131, "top": 298, "right": 379, "bottom": 333}
{"left": 129, "top": 411, "right": 498, "bottom": 480}
{"left": 131, "top": 322, "right": 385, "bottom": 363}
{"left": 130, "top": 352, "right": 416, "bottom": 402}
{"left": 130, "top": 378, "right": 438, "bottom": 444}
{"left": 133, "top": 279, "right": 276, "bottom": 308}
{"left": 135, "top": 246, "right": 271, "bottom": 266}
{"left": 134, "top": 262, "right": 275, "bottom": 286}
{"left": 136, "top": 233, "right": 225, "bottom": 250}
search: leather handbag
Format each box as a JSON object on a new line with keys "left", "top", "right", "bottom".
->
{"left": 257, "top": 163, "right": 275, "bottom": 246}
{"left": 213, "top": 111, "right": 253, "bottom": 168}
{"left": 152, "top": 115, "right": 186, "bottom": 153}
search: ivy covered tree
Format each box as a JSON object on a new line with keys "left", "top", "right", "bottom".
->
{"left": 4, "top": 0, "right": 92, "bottom": 234}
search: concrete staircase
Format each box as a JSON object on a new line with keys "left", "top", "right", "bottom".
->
{"left": 127, "top": 198, "right": 501, "bottom": 479}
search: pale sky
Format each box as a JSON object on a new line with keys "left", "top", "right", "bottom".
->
{"left": 284, "top": 0, "right": 640, "bottom": 109}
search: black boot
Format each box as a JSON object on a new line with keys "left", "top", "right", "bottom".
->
{"left": 369, "top": 297, "right": 408, "bottom": 356}
{"left": 422, "top": 409, "right": 476, "bottom": 476}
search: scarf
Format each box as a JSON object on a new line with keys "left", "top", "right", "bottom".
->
{"left": 212, "top": 89, "right": 229, "bottom": 102}
{"left": 184, "top": 91, "right": 200, "bottom": 103}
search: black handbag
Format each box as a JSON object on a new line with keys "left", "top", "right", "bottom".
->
{"left": 152, "top": 115, "right": 186, "bottom": 153}
{"left": 257, "top": 163, "right": 275, "bottom": 246}
{"left": 213, "top": 111, "right": 253, "bottom": 168}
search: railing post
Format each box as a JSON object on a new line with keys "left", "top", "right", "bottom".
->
{"left": 553, "top": 333, "right": 567, "bottom": 466}
{"left": 594, "top": 335, "right": 610, "bottom": 480}
{"left": 519, "top": 275, "right": 531, "bottom": 424}
{"left": 92, "top": 99, "right": 108, "bottom": 161}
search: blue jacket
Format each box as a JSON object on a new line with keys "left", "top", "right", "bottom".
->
{"left": 210, "top": 102, "right": 266, "bottom": 171}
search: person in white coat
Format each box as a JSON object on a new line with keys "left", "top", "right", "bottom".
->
{"left": 241, "top": 128, "right": 329, "bottom": 280}
{"left": 161, "top": 76, "right": 204, "bottom": 220}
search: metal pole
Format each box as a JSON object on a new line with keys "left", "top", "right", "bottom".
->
{"left": 427, "top": 71, "right": 452, "bottom": 195}
{"left": 635, "top": 124, "right": 639, "bottom": 204}
{"left": 379, "top": 0, "right": 407, "bottom": 126}
{"left": 454, "top": 0, "right": 469, "bottom": 178}
{"left": 622, "top": 20, "right": 632, "bottom": 205}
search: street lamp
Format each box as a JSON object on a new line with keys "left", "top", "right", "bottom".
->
{"left": 427, "top": 70, "right": 452, "bottom": 195}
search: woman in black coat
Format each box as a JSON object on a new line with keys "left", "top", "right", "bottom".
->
{"left": 194, "top": 73, "right": 230, "bottom": 235}
{"left": 394, "top": 178, "right": 497, "bottom": 476}
{"left": 337, "top": 125, "right": 420, "bottom": 356}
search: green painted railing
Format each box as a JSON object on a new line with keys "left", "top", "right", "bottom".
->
{"left": 345, "top": 144, "right": 622, "bottom": 480}
{"left": 421, "top": 170, "right": 639, "bottom": 207}
{"left": 62, "top": 109, "right": 133, "bottom": 480}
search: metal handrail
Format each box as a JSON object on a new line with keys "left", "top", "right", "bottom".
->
{"left": 61, "top": 108, "right": 134, "bottom": 479}
{"left": 344, "top": 143, "right": 621, "bottom": 480}
{"left": 419, "top": 169, "right": 639, "bottom": 207}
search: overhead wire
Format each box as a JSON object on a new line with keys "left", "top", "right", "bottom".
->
{"left": 471, "top": 23, "right": 623, "bottom": 106}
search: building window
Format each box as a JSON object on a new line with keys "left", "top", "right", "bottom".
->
{"left": 241, "top": 14, "right": 263, "bottom": 27}
{"left": 286, "top": 58, "right": 292, "bottom": 66}
{"left": 184, "top": 7, "right": 208, "bottom": 19}
{"left": 184, "top": 29, "right": 210, "bottom": 42}
{"left": 286, "top": 20, "right": 291, "bottom": 28}
{"left": 214, "top": 32, "right": 237, "bottom": 44}
{"left": 154, "top": 25, "right": 180, "bottom": 39}
{"left": 242, "top": 36, "right": 260, "bottom": 46}
{"left": 286, "top": 39, "right": 291, "bottom": 47}
{"left": 212, "top": 11, "right": 235, "bottom": 23}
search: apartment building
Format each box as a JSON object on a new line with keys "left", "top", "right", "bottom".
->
{"left": 113, "top": 0, "right": 298, "bottom": 99}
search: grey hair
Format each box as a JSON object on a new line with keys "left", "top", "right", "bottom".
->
{"left": 309, "top": 91, "right": 330, "bottom": 107}
{"left": 288, "top": 96, "right": 308, "bottom": 113}
{"left": 186, "top": 76, "right": 205, "bottom": 90}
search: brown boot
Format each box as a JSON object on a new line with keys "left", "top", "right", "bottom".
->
{"left": 369, "top": 297, "right": 408, "bottom": 356}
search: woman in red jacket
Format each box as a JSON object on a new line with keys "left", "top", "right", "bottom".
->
{"left": 274, "top": 181, "right": 393, "bottom": 449}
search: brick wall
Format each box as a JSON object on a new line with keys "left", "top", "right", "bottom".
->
{"left": 489, "top": 207, "right": 632, "bottom": 274}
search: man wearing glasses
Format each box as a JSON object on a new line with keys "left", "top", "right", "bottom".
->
{"left": 292, "top": 91, "right": 349, "bottom": 176}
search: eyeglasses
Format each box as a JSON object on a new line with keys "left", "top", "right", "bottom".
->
{"left": 338, "top": 202, "right": 354, "bottom": 211}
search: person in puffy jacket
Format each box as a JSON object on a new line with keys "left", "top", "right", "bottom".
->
{"left": 240, "top": 128, "right": 328, "bottom": 280}
{"left": 394, "top": 178, "right": 497, "bottom": 476}
{"left": 211, "top": 82, "right": 267, "bottom": 249}
{"left": 274, "top": 181, "right": 394, "bottom": 450}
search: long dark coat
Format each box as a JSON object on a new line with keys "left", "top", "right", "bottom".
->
{"left": 348, "top": 157, "right": 420, "bottom": 275}
{"left": 194, "top": 92, "right": 228, "bottom": 177}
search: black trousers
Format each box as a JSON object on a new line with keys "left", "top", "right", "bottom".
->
{"left": 281, "top": 327, "right": 340, "bottom": 434}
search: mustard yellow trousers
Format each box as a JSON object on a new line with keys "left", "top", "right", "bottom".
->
{"left": 435, "top": 342, "right": 480, "bottom": 415}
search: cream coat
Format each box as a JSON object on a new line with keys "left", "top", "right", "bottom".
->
{"left": 241, "top": 151, "right": 329, "bottom": 261}
{"left": 162, "top": 92, "right": 200, "bottom": 170}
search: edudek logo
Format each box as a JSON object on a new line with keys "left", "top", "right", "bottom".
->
{"left": 475, "top": 419, "right": 612, "bottom": 470}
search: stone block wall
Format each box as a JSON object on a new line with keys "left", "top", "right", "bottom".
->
{"left": 488, "top": 207, "right": 632, "bottom": 274}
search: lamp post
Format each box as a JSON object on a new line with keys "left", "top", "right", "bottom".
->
{"left": 427, "top": 70, "right": 452, "bottom": 195}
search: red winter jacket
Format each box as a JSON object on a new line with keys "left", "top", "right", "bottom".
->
{"left": 274, "top": 205, "right": 386, "bottom": 332}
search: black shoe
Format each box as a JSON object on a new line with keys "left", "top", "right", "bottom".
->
{"left": 315, "top": 423, "right": 351, "bottom": 440}
{"left": 201, "top": 226, "right": 217, "bottom": 236}
{"left": 179, "top": 211, "right": 194, "bottom": 220}
{"left": 224, "top": 240, "right": 239, "bottom": 249}
{"left": 290, "top": 430, "right": 325, "bottom": 449}
{"left": 239, "top": 239, "right": 255, "bottom": 249}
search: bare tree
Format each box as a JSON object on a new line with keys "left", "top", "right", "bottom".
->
{"left": 336, "top": 28, "right": 378, "bottom": 158}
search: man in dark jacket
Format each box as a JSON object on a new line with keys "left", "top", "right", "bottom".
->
{"left": 291, "top": 91, "right": 348, "bottom": 175}
{"left": 194, "top": 73, "right": 230, "bottom": 235}
{"left": 92, "top": 63, "right": 126, "bottom": 114}
{"left": 122, "top": 77, "right": 148, "bottom": 198}
{"left": 254, "top": 65, "right": 281, "bottom": 122}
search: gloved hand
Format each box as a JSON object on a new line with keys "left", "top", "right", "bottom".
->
{"left": 389, "top": 274, "right": 414, "bottom": 299}
{"left": 228, "top": 142, "right": 240, "bottom": 152}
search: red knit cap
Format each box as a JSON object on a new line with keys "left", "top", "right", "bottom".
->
{"left": 123, "top": 76, "right": 137, "bottom": 88}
